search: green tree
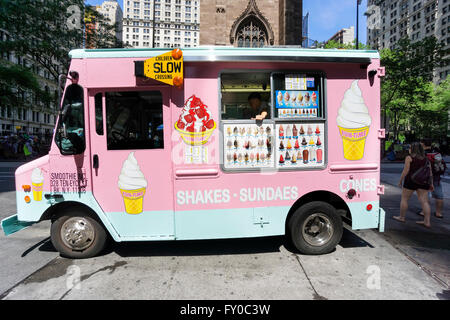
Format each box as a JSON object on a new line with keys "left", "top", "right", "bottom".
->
{"left": 0, "top": 0, "right": 126, "bottom": 113}
{"left": 323, "top": 39, "right": 369, "bottom": 50}
{"left": 0, "top": 61, "right": 51, "bottom": 109}
{"left": 0, "top": 0, "right": 126, "bottom": 81}
{"left": 0, "top": 0, "right": 85, "bottom": 82}
{"left": 85, "top": 5, "right": 126, "bottom": 49}
{"left": 411, "top": 77, "right": 450, "bottom": 140}
{"left": 380, "top": 36, "right": 448, "bottom": 140}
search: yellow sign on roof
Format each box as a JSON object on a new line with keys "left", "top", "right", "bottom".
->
{"left": 143, "top": 49, "right": 183, "bottom": 87}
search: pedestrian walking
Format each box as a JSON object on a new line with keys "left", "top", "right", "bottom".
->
{"left": 23, "top": 139, "right": 32, "bottom": 160}
{"left": 394, "top": 142, "right": 433, "bottom": 228}
{"left": 17, "top": 138, "right": 25, "bottom": 160}
{"left": 418, "top": 139, "right": 446, "bottom": 218}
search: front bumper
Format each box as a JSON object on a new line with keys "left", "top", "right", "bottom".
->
{"left": 1, "top": 214, "right": 35, "bottom": 236}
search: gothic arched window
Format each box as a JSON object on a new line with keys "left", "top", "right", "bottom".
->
{"left": 236, "top": 17, "right": 267, "bottom": 48}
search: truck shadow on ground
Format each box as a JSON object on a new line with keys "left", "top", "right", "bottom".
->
{"left": 31, "top": 228, "right": 374, "bottom": 258}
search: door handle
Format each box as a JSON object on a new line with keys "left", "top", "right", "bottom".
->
{"left": 93, "top": 154, "right": 99, "bottom": 169}
{"left": 44, "top": 194, "right": 64, "bottom": 200}
{"left": 175, "top": 168, "right": 219, "bottom": 179}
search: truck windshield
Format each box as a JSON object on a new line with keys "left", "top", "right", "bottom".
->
{"left": 55, "top": 84, "right": 85, "bottom": 155}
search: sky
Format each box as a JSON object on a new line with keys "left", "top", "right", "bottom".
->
{"left": 85, "top": 0, "right": 367, "bottom": 44}
{"left": 303, "top": 0, "right": 367, "bottom": 44}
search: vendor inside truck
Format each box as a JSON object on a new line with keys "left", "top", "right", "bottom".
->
{"left": 244, "top": 92, "right": 269, "bottom": 120}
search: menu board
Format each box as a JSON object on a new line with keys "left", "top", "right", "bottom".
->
{"left": 285, "top": 74, "right": 307, "bottom": 90}
{"left": 275, "top": 90, "right": 319, "bottom": 118}
{"left": 223, "top": 124, "right": 274, "bottom": 169}
{"left": 184, "top": 145, "right": 208, "bottom": 164}
{"left": 275, "top": 123, "right": 325, "bottom": 169}
{"left": 285, "top": 74, "right": 315, "bottom": 90}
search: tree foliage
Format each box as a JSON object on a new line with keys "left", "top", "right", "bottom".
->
{"left": 323, "top": 39, "right": 370, "bottom": 50}
{"left": 0, "top": 0, "right": 85, "bottom": 81}
{"left": 0, "top": 60, "right": 51, "bottom": 108}
{"left": 84, "top": 4, "right": 126, "bottom": 50}
{"left": 411, "top": 77, "right": 450, "bottom": 139}
{"left": 380, "top": 36, "right": 448, "bottom": 140}
{"left": 0, "top": 0, "right": 126, "bottom": 108}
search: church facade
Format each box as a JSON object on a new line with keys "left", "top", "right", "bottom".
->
{"left": 200, "top": 0, "right": 303, "bottom": 47}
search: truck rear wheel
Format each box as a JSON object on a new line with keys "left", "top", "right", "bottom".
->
{"left": 288, "top": 201, "right": 343, "bottom": 255}
{"left": 50, "top": 206, "right": 108, "bottom": 259}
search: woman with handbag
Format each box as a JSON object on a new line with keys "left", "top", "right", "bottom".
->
{"left": 393, "top": 142, "right": 433, "bottom": 228}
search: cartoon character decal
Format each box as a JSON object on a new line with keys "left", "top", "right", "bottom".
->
{"left": 337, "top": 80, "right": 372, "bottom": 161}
{"left": 118, "top": 152, "right": 147, "bottom": 214}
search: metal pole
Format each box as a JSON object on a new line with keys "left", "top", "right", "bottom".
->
{"left": 356, "top": 0, "right": 359, "bottom": 49}
{"left": 83, "top": 5, "right": 86, "bottom": 49}
{"left": 152, "top": 0, "right": 156, "bottom": 48}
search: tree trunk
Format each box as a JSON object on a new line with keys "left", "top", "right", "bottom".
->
{"left": 393, "top": 111, "right": 399, "bottom": 141}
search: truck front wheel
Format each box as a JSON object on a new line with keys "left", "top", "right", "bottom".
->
{"left": 50, "top": 206, "right": 108, "bottom": 259}
{"left": 288, "top": 201, "right": 343, "bottom": 255}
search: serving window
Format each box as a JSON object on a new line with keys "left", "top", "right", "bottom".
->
{"left": 220, "top": 71, "right": 326, "bottom": 172}
{"left": 220, "top": 72, "right": 272, "bottom": 120}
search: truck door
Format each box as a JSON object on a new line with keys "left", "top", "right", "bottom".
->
{"left": 88, "top": 88, "right": 174, "bottom": 239}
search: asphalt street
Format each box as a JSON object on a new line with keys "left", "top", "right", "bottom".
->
{"left": 0, "top": 162, "right": 18, "bottom": 193}
{"left": 0, "top": 161, "right": 448, "bottom": 300}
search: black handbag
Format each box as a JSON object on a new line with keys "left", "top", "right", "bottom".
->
{"left": 410, "top": 159, "right": 432, "bottom": 186}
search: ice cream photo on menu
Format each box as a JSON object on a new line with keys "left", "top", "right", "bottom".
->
{"left": 284, "top": 91, "right": 290, "bottom": 105}
{"left": 31, "top": 168, "right": 44, "bottom": 201}
{"left": 118, "top": 152, "right": 148, "bottom": 214}
{"left": 337, "top": 80, "right": 372, "bottom": 161}
{"left": 175, "top": 95, "right": 216, "bottom": 146}
{"left": 277, "top": 91, "right": 283, "bottom": 105}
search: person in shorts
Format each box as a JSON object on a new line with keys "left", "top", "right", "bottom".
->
{"left": 419, "top": 139, "right": 446, "bottom": 218}
{"left": 394, "top": 142, "right": 433, "bottom": 228}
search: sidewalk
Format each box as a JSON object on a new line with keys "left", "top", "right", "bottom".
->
{"left": 380, "top": 170, "right": 450, "bottom": 289}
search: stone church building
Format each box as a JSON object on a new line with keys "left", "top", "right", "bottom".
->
{"left": 200, "top": 0, "right": 303, "bottom": 47}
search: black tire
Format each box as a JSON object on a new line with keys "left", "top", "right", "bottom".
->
{"left": 288, "top": 201, "right": 343, "bottom": 255}
{"left": 51, "top": 206, "right": 108, "bottom": 259}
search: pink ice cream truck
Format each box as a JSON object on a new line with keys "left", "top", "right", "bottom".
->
{"left": 2, "top": 47, "right": 386, "bottom": 258}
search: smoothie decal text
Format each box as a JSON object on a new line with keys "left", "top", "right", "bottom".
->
{"left": 50, "top": 172, "right": 87, "bottom": 193}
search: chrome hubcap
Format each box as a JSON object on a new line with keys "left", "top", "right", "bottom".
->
{"left": 61, "top": 217, "right": 95, "bottom": 251}
{"left": 301, "top": 213, "right": 334, "bottom": 246}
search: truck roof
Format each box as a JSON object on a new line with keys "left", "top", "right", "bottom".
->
{"left": 69, "top": 46, "right": 380, "bottom": 64}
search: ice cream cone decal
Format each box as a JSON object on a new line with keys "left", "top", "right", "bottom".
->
{"left": 175, "top": 95, "right": 216, "bottom": 146}
{"left": 31, "top": 168, "right": 44, "bottom": 201}
{"left": 337, "top": 80, "right": 372, "bottom": 161}
{"left": 118, "top": 152, "right": 147, "bottom": 214}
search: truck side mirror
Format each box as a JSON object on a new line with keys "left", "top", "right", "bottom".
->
{"left": 62, "top": 123, "right": 68, "bottom": 139}
{"left": 58, "top": 74, "right": 67, "bottom": 110}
